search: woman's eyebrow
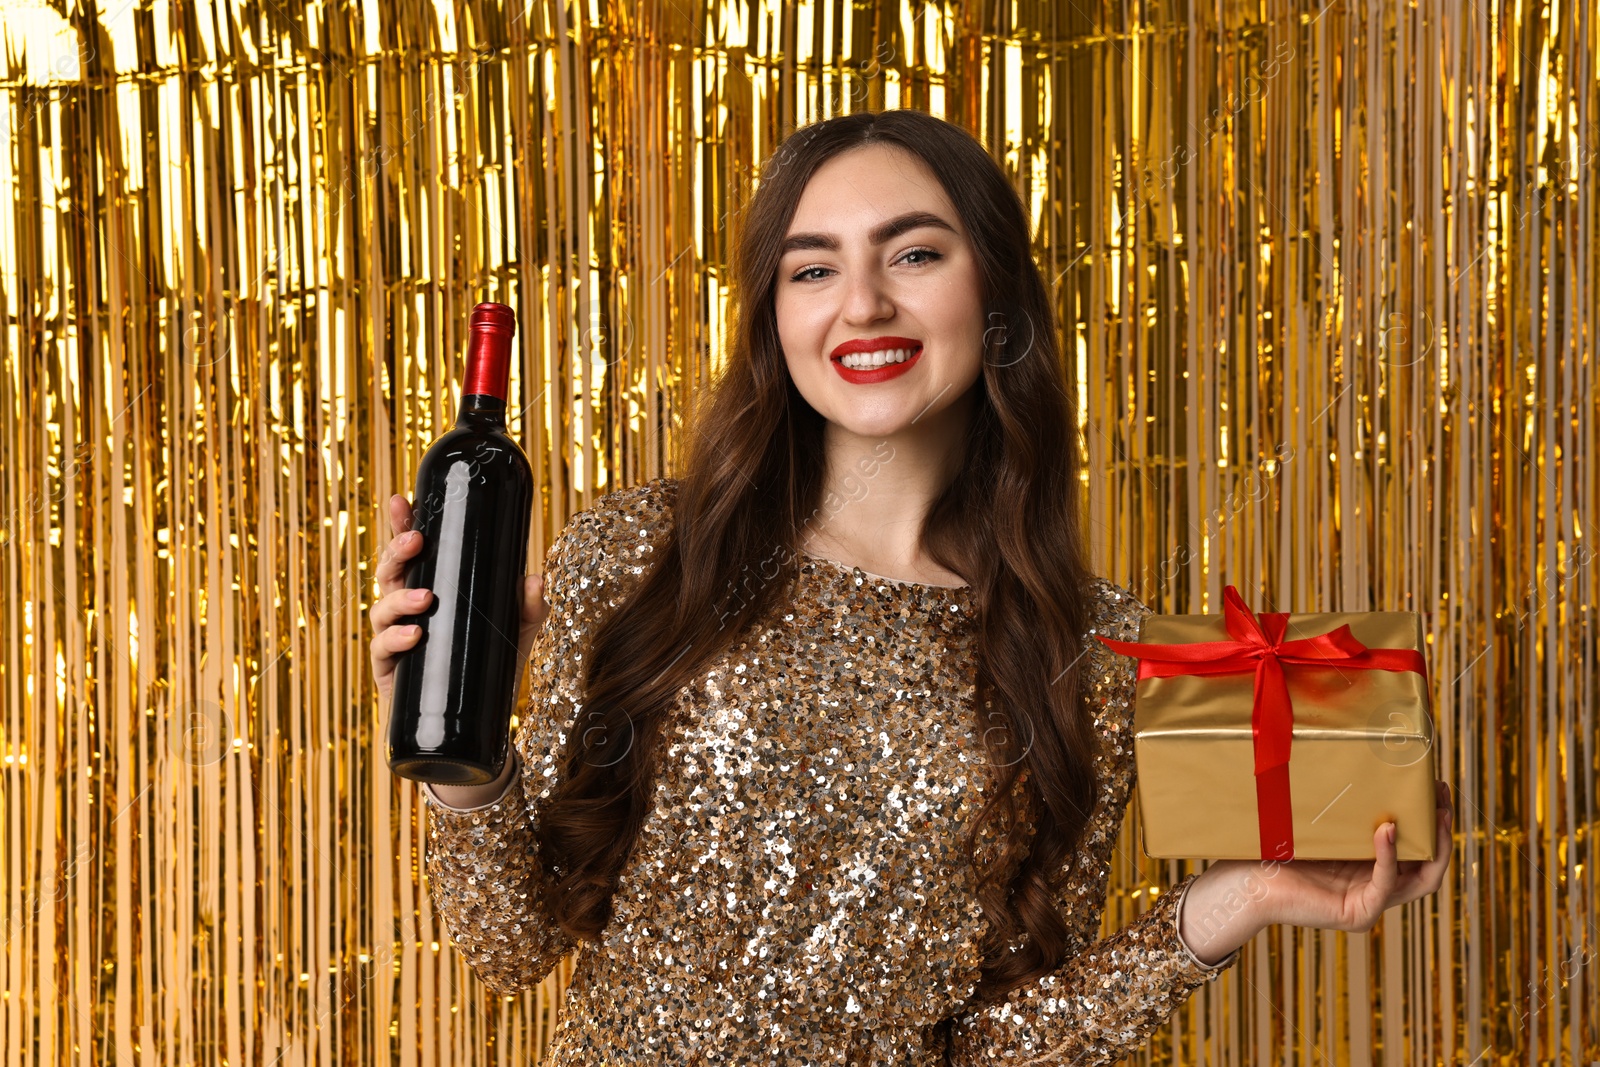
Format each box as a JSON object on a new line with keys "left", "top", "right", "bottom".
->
{"left": 780, "top": 211, "right": 957, "bottom": 255}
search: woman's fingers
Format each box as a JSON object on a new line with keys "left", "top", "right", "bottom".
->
{"left": 370, "top": 492, "right": 433, "bottom": 707}
{"left": 1396, "top": 790, "right": 1456, "bottom": 904}
{"left": 522, "top": 574, "right": 548, "bottom": 625}
{"left": 376, "top": 497, "right": 422, "bottom": 599}
{"left": 372, "top": 586, "right": 432, "bottom": 632}
{"left": 1362, "top": 822, "right": 1399, "bottom": 926}
{"left": 376, "top": 531, "right": 421, "bottom": 598}
{"left": 370, "top": 619, "right": 423, "bottom": 669}
{"left": 515, "top": 575, "right": 549, "bottom": 665}
{"left": 388, "top": 493, "right": 414, "bottom": 537}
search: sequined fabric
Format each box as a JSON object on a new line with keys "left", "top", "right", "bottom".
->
{"left": 422, "top": 477, "right": 1240, "bottom": 1065}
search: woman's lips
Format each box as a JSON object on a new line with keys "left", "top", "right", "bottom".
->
{"left": 831, "top": 346, "right": 923, "bottom": 383}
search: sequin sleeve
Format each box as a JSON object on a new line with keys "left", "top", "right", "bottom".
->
{"left": 945, "top": 580, "right": 1242, "bottom": 1067}
{"left": 420, "top": 478, "right": 674, "bottom": 996}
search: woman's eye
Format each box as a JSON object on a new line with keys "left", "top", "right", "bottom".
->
{"left": 788, "top": 248, "right": 943, "bottom": 284}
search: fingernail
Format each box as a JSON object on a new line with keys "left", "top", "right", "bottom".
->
{"left": 1387, "top": 823, "right": 1397, "bottom": 844}
{"left": 409, "top": 588, "right": 429, "bottom": 601}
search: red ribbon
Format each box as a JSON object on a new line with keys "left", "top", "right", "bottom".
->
{"left": 1096, "top": 585, "right": 1428, "bottom": 861}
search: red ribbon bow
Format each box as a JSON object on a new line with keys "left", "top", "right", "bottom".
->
{"left": 1096, "top": 585, "right": 1428, "bottom": 861}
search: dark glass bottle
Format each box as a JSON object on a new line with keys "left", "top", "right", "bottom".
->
{"left": 387, "top": 302, "right": 534, "bottom": 784}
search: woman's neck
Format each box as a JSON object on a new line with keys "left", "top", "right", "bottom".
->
{"left": 807, "top": 384, "right": 975, "bottom": 584}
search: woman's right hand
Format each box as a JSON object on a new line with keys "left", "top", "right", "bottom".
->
{"left": 369, "top": 491, "right": 552, "bottom": 725}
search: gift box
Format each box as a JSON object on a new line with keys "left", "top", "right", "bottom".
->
{"left": 1098, "top": 586, "right": 1437, "bottom": 862}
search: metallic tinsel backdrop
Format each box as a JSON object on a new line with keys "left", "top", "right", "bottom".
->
{"left": 0, "top": 0, "right": 1595, "bottom": 1063}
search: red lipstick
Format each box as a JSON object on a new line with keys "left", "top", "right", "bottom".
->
{"left": 830, "top": 336, "right": 923, "bottom": 384}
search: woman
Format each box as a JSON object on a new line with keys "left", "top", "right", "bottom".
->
{"left": 368, "top": 110, "right": 1454, "bottom": 1064}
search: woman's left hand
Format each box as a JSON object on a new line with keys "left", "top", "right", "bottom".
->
{"left": 1257, "top": 779, "right": 1455, "bottom": 932}
{"left": 1178, "top": 781, "right": 1455, "bottom": 961}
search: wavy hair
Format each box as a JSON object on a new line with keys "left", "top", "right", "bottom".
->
{"left": 538, "top": 109, "right": 1099, "bottom": 1006}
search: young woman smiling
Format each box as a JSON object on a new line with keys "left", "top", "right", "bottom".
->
{"left": 368, "top": 109, "right": 1453, "bottom": 1065}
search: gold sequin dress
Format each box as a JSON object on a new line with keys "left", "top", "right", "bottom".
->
{"left": 422, "top": 476, "right": 1240, "bottom": 1065}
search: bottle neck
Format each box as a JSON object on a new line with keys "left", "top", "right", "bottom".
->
{"left": 457, "top": 393, "right": 508, "bottom": 427}
{"left": 463, "top": 318, "right": 514, "bottom": 401}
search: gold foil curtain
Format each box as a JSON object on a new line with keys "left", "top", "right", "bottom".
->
{"left": 0, "top": 0, "right": 1594, "bottom": 1062}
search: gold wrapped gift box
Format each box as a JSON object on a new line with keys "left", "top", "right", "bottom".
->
{"left": 1103, "top": 589, "right": 1437, "bottom": 862}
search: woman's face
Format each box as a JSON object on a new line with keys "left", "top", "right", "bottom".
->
{"left": 774, "top": 142, "right": 986, "bottom": 442}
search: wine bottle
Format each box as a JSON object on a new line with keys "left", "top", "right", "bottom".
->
{"left": 387, "top": 301, "right": 534, "bottom": 784}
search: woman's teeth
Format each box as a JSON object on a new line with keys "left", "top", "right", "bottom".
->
{"left": 837, "top": 347, "right": 917, "bottom": 370}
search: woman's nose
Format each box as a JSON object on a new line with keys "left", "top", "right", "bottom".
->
{"left": 840, "top": 269, "right": 895, "bottom": 324}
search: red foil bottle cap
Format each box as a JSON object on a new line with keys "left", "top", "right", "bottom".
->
{"left": 464, "top": 302, "right": 517, "bottom": 400}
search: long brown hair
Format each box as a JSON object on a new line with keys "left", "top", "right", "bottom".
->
{"left": 539, "top": 109, "right": 1099, "bottom": 1006}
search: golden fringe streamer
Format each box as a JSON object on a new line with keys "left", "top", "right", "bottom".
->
{"left": 0, "top": 0, "right": 1594, "bottom": 1063}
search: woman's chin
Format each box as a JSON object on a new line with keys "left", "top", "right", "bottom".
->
{"left": 829, "top": 382, "right": 977, "bottom": 435}
{"left": 819, "top": 406, "right": 924, "bottom": 440}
